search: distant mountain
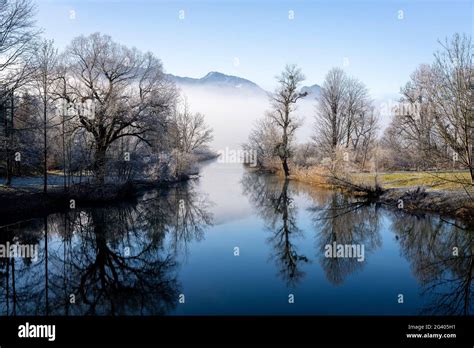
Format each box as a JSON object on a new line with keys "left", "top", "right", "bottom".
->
{"left": 166, "top": 71, "right": 267, "bottom": 95}
{"left": 301, "top": 84, "right": 322, "bottom": 98}
{"left": 167, "top": 71, "right": 322, "bottom": 99}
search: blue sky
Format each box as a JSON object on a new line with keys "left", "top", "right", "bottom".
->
{"left": 36, "top": 0, "right": 472, "bottom": 97}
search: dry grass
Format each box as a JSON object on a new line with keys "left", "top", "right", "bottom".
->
{"left": 290, "top": 166, "right": 332, "bottom": 188}
{"left": 351, "top": 171, "right": 472, "bottom": 191}
{"left": 290, "top": 165, "right": 472, "bottom": 192}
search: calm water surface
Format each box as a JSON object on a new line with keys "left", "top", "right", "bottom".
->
{"left": 0, "top": 161, "right": 472, "bottom": 315}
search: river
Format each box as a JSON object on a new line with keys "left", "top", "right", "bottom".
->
{"left": 0, "top": 160, "right": 472, "bottom": 315}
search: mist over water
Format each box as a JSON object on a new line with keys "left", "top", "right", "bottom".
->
{"left": 177, "top": 84, "right": 316, "bottom": 152}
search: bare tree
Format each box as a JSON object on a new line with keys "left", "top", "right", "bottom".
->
{"left": 0, "top": 0, "right": 37, "bottom": 185}
{"left": 0, "top": 0, "right": 37, "bottom": 84}
{"left": 170, "top": 98, "right": 213, "bottom": 154}
{"left": 243, "top": 117, "right": 280, "bottom": 169}
{"left": 60, "top": 33, "right": 176, "bottom": 184}
{"left": 390, "top": 65, "right": 442, "bottom": 170}
{"left": 314, "top": 68, "right": 377, "bottom": 170}
{"left": 314, "top": 68, "right": 348, "bottom": 153}
{"left": 1, "top": 90, "right": 14, "bottom": 185}
{"left": 30, "top": 39, "right": 58, "bottom": 194}
{"left": 165, "top": 98, "right": 213, "bottom": 179}
{"left": 268, "top": 64, "right": 307, "bottom": 177}
{"left": 344, "top": 77, "right": 369, "bottom": 148}
{"left": 352, "top": 106, "right": 378, "bottom": 169}
{"left": 430, "top": 33, "right": 473, "bottom": 183}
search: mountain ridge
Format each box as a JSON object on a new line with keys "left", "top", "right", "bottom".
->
{"left": 166, "top": 71, "right": 321, "bottom": 97}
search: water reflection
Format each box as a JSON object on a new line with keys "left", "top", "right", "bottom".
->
{"left": 311, "top": 194, "right": 382, "bottom": 285}
{"left": 0, "top": 182, "right": 213, "bottom": 315}
{"left": 389, "top": 212, "right": 473, "bottom": 315}
{"left": 241, "top": 173, "right": 308, "bottom": 286}
{"left": 241, "top": 170, "right": 473, "bottom": 314}
{"left": 1, "top": 166, "right": 473, "bottom": 316}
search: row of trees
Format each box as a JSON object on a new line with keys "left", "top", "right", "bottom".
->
{"left": 0, "top": 0, "right": 213, "bottom": 192}
{"left": 245, "top": 32, "right": 472, "bottom": 186}
{"left": 380, "top": 33, "right": 473, "bottom": 183}
{"left": 245, "top": 64, "right": 378, "bottom": 177}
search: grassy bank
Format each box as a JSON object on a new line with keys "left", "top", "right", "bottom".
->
{"left": 351, "top": 171, "right": 472, "bottom": 191}
{"left": 291, "top": 166, "right": 472, "bottom": 191}
{"left": 289, "top": 166, "right": 473, "bottom": 226}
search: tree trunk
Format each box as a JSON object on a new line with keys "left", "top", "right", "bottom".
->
{"left": 332, "top": 105, "right": 338, "bottom": 149}
{"left": 62, "top": 116, "right": 67, "bottom": 191}
{"left": 346, "top": 117, "right": 352, "bottom": 148}
{"left": 282, "top": 158, "right": 290, "bottom": 177}
{"left": 281, "top": 121, "right": 290, "bottom": 178}
{"left": 5, "top": 155, "right": 12, "bottom": 185}
{"left": 4, "top": 92, "right": 13, "bottom": 186}
{"left": 43, "top": 97, "right": 48, "bottom": 194}
{"left": 94, "top": 145, "right": 107, "bottom": 185}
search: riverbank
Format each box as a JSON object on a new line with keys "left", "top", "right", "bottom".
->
{"left": 0, "top": 178, "right": 191, "bottom": 226}
{"left": 0, "top": 152, "right": 221, "bottom": 225}
{"left": 379, "top": 187, "right": 474, "bottom": 225}
{"left": 288, "top": 166, "right": 474, "bottom": 226}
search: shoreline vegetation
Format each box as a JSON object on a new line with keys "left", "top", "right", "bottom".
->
{"left": 0, "top": 178, "right": 180, "bottom": 226}
{"left": 1, "top": 0, "right": 218, "bottom": 218}
{"left": 0, "top": 151, "right": 219, "bottom": 226}
{"left": 246, "top": 163, "right": 474, "bottom": 227}
{"left": 290, "top": 166, "right": 474, "bottom": 226}
{"left": 242, "top": 34, "right": 473, "bottom": 228}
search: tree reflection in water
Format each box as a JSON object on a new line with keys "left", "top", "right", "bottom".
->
{"left": 390, "top": 212, "right": 473, "bottom": 315}
{"left": 0, "top": 181, "right": 213, "bottom": 315}
{"left": 1, "top": 170, "right": 472, "bottom": 316}
{"left": 242, "top": 172, "right": 309, "bottom": 286}
{"left": 242, "top": 170, "right": 473, "bottom": 315}
{"left": 310, "top": 194, "right": 382, "bottom": 285}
